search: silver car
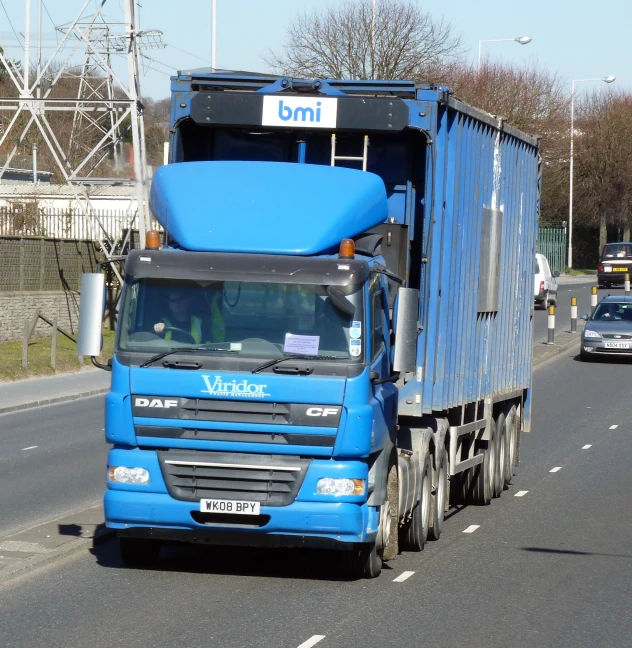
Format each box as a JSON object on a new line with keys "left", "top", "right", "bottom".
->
{"left": 580, "top": 296, "right": 632, "bottom": 361}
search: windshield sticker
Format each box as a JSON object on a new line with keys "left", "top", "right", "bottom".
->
{"left": 298, "top": 313, "right": 315, "bottom": 331}
{"left": 350, "top": 339, "right": 361, "bottom": 357}
{"left": 350, "top": 321, "right": 362, "bottom": 339}
{"left": 284, "top": 333, "right": 320, "bottom": 355}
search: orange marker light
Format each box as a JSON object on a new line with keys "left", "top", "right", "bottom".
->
{"left": 146, "top": 230, "right": 161, "bottom": 250}
{"left": 339, "top": 238, "right": 355, "bottom": 259}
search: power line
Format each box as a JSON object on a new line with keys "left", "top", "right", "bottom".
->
{"left": 0, "top": 0, "right": 23, "bottom": 49}
{"left": 166, "top": 43, "right": 211, "bottom": 65}
{"left": 41, "top": 1, "right": 59, "bottom": 44}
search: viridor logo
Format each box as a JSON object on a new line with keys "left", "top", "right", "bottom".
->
{"left": 262, "top": 96, "right": 337, "bottom": 129}
{"left": 201, "top": 375, "right": 270, "bottom": 399}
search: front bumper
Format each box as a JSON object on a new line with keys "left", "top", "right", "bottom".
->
{"left": 581, "top": 338, "right": 632, "bottom": 356}
{"left": 105, "top": 490, "right": 378, "bottom": 548}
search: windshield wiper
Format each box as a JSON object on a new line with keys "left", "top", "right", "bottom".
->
{"left": 140, "top": 346, "right": 237, "bottom": 368}
{"left": 252, "top": 354, "right": 341, "bottom": 374}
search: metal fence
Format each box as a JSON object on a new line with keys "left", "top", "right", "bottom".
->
{"left": 538, "top": 226, "right": 567, "bottom": 275}
{"left": 0, "top": 206, "right": 137, "bottom": 241}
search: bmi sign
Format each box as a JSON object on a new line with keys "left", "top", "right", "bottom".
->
{"left": 262, "top": 96, "right": 338, "bottom": 129}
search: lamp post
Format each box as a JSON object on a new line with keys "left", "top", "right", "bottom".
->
{"left": 567, "top": 75, "right": 616, "bottom": 269}
{"left": 477, "top": 36, "right": 531, "bottom": 71}
{"left": 211, "top": 0, "right": 217, "bottom": 70}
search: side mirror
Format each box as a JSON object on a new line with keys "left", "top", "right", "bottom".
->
{"left": 326, "top": 285, "right": 355, "bottom": 316}
{"left": 580, "top": 314, "right": 589, "bottom": 321}
{"left": 76, "top": 273, "right": 105, "bottom": 357}
{"left": 393, "top": 287, "right": 419, "bottom": 373}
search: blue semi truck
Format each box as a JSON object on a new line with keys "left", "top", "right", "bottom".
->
{"left": 77, "top": 72, "right": 540, "bottom": 578}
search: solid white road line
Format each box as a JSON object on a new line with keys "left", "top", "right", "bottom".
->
{"left": 21, "top": 446, "right": 38, "bottom": 451}
{"left": 550, "top": 467, "right": 562, "bottom": 473}
{"left": 393, "top": 571, "right": 415, "bottom": 583}
{"left": 514, "top": 490, "right": 529, "bottom": 497}
{"left": 463, "top": 525, "right": 480, "bottom": 534}
{"left": 297, "top": 636, "right": 326, "bottom": 648}
{"left": 609, "top": 425, "right": 618, "bottom": 430}
{"left": 582, "top": 444, "right": 592, "bottom": 449}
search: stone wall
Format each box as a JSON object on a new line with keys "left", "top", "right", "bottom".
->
{"left": 0, "top": 291, "right": 81, "bottom": 343}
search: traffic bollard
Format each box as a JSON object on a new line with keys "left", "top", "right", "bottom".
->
{"left": 626, "top": 273, "right": 630, "bottom": 296}
{"left": 591, "top": 286, "right": 598, "bottom": 315}
{"left": 570, "top": 297, "right": 577, "bottom": 333}
{"left": 547, "top": 304, "right": 555, "bottom": 344}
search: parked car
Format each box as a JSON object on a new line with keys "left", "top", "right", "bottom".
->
{"left": 597, "top": 242, "right": 632, "bottom": 288}
{"left": 580, "top": 296, "right": 632, "bottom": 360}
{"left": 534, "top": 253, "right": 559, "bottom": 310}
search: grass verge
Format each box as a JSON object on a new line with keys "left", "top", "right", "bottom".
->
{"left": 0, "top": 330, "right": 115, "bottom": 382}
{"left": 567, "top": 268, "right": 597, "bottom": 276}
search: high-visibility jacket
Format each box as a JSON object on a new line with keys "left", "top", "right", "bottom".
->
{"left": 163, "top": 292, "right": 225, "bottom": 343}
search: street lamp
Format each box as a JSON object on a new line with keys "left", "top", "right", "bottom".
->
{"left": 211, "top": 0, "right": 217, "bottom": 70}
{"left": 477, "top": 36, "right": 532, "bottom": 70}
{"left": 567, "top": 75, "right": 616, "bottom": 269}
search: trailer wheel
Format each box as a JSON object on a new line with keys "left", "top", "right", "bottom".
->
{"left": 504, "top": 405, "right": 518, "bottom": 485}
{"left": 493, "top": 412, "right": 506, "bottom": 498}
{"left": 400, "top": 452, "right": 431, "bottom": 551}
{"left": 119, "top": 537, "right": 161, "bottom": 568}
{"left": 472, "top": 418, "right": 495, "bottom": 505}
{"left": 428, "top": 445, "right": 448, "bottom": 541}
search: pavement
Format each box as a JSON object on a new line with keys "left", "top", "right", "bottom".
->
{"left": 0, "top": 311, "right": 586, "bottom": 583}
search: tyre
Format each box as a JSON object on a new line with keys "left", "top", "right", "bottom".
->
{"left": 343, "top": 542, "right": 382, "bottom": 579}
{"left": 429, "top": 445, "right": 448, "bottom": 541}
{"left": 472, "top": 418, "right": 495, "bottom": 505}
{"left": 119, "top": 536, "right": 161, "bottom": 568}
{"left": 400, "top": 452, "right": 431, "bottom": 551}
{"left": 493, "top": 412, "right": 506, "bottom": 498}
{"left": 504, "top": 405, "right": 518, "bottom": 486}
{"left": 346, "top": 452, "right": 399, "bottom": 578}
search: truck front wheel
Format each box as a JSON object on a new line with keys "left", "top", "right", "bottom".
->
{"left": 119, "top": 536, "right": 161, "bottom": 568}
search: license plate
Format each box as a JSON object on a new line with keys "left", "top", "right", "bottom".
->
{"left": 200, "top": 498, "right": 260, "bottom": 515}
{"left": 604, "top": 267, "right": 612, "bottom": 272}
{"left": 604, "top": 342, "right": 631, "bottom": 349}
{"left": 613, "top": 267, "right": 628, "bottom": 272}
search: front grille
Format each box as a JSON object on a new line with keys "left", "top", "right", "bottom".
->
{"left": 602, "top": 333, "right": 632, "bottom": 340}
{"left": 158, "top": 449, "right": 311, "bottom": 506}
{"left": 180, "top": 399, "right": 289, "bottom": 424}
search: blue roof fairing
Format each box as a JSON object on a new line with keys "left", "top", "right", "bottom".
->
{"left": 149, "top": 161, "right": 387, "bottom": 255}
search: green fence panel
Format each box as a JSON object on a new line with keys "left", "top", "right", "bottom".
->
{"left": 537, "top": 227, "right": 567, "bottom": 275}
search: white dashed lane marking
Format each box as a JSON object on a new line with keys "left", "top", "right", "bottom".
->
{"left": 21, "top": 446, "right": 38, "bottom": 451}
{"left": 550, "top": 467, "right": 562, "bottom": 473}
{"left": 609, "top": 425, "right": 618, "bottom": 430}
{"left": 393, "top": 571, "right": 415, "bottom": 583}
{"left": 297, "top": 636, "right": 325, "bottom": 648}
{"left": 514, "top": 490, "right": 529, "bottom": 497}
{"left": 582, "top": 444, "right": 592, "bottom": 450}
{"left": 463, "top": 525, "right": 480, "bottom": 534}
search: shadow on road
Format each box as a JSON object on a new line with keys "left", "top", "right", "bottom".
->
{"left": 571, "top": 353, "right": 632, "bottom": 364}
{"left": 89, "top": 536, "right": 396, "bottom": 582}
{"left": 522, "top": 546, "right": 631, "bottom": 559}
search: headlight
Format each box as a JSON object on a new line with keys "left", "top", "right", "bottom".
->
{"left": 316, "top": 477, "right": 366, "bottom": 496}
{"left": 108, "top": 466, "right": 150, "bottom": 484}
{"left": 583, "top": 329, "right": 602, "bottom": 339}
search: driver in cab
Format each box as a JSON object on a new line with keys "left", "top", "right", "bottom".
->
{"left": 153, "top": 289, "right": 225, "bottom": 344}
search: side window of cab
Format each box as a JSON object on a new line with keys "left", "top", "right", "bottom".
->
{"left": 369, "top": 273, "right": 384, "bottom": 362}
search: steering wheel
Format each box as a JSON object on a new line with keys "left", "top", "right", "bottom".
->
{"left": 162, "top": 326, "right": 196, "bottom": 344}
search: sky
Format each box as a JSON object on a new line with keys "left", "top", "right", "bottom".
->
{"left": 0, "top": 0, "right": 629, "bottom": 101}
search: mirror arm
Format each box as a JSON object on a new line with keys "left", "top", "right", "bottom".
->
{"left": 91, "top": 356, "right": 113, "bottom": 372}
{"left": 370, "top": 371, "right": 400, "bottom": 384}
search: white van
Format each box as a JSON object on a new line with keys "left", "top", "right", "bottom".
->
{"left": 534, "top": 253, "right": 559, "bottom": 310}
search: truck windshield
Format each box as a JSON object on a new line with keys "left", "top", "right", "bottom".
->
{"left": 117, "top": 278, "right": 364, "bottom": 362}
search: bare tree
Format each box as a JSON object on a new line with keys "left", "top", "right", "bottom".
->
{"left": 573, "top": 90, "right": 632, "bottom": 249}
{"left": 264, "top": 0, "right": 466, "bottom": 80}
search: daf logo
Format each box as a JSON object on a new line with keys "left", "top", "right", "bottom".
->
{"left": 134, "top": 397, "right": 178, "bottom": 409}
{"left": 306, "top": 407, "right": 340, "bottom": 417}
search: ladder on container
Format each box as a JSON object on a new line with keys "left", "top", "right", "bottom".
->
{"left": 330, "top": 134, "right": 369, "bottom": 171}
